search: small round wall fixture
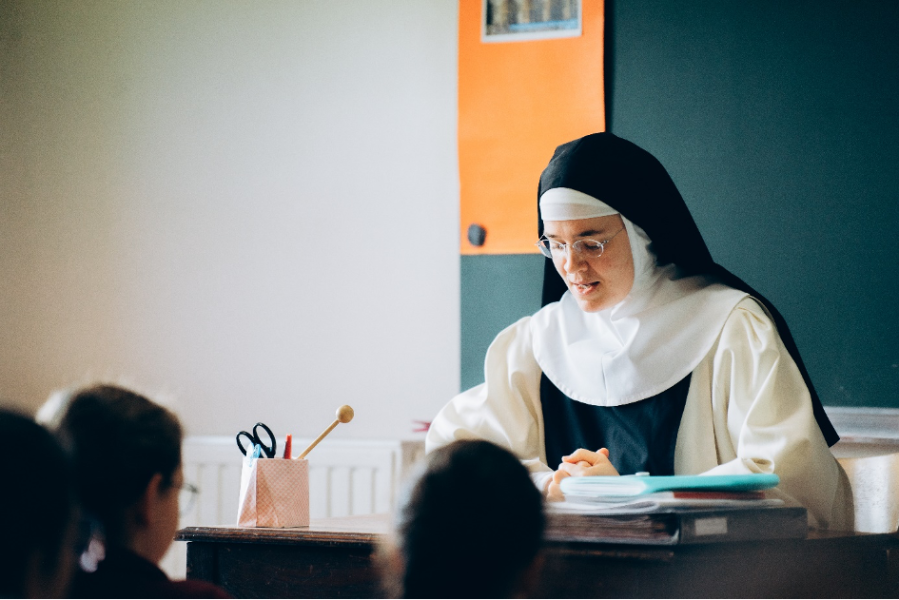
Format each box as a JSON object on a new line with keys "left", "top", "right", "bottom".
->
{"left": 467, "top": 223, "right": 487, "bottom": 247}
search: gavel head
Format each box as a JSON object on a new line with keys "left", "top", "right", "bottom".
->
{"left": 336, "top": 405, "right": 354, "bottom": 423}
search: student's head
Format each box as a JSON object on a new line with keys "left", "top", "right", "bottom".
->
{"left": 383, "top": 440, "right": 545, "bottom": 599}
{"left": 0, "top": 408, "right": 76, "bottom": 598}
{"left": 56, "top": 384, "right": 183, "bottom": 564}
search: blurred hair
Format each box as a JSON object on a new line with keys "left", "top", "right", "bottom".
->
{"left": 0, "top": 408, "right": 75, "bottom": 597}
{"left": 387, "top": 440, "right": 545, "bottom": 598}
{"left": 56, "top": 384, "right": 182, "bottom": 544}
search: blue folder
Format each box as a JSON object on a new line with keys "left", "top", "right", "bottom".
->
{"left": 560, "top": 473, "right": 780, "bottom": 499}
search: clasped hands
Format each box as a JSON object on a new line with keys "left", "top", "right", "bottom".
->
{"left": 547, "top": 447, "right": 620, "bottom": 502}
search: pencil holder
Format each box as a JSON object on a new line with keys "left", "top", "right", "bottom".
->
{"left": 237, "top": 457, "right": 310, "bottom": 528}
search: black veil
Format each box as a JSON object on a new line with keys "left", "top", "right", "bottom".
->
{"left": 537, "top": 132, "right": 839, "bottom": 446}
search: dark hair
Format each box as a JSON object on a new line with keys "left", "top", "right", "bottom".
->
{"left": 56, "top": 384, "right": 182, "bottom": 543}
{"left": 390, "top": 440, "right": 545, "bottom": 599}
{"left": 0, "top": 408, "right": 74, "bottom": 597}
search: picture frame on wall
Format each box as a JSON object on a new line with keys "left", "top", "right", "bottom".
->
{"left": 482, "top": 0, "right": 582, "bottom": 43}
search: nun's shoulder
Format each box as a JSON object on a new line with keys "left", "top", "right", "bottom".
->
{"left": 486, "top": 314, "right": 536, "bottom": 356}
{"left": 718, "top": 296, "right": 783, "bottom": 349}
{"left": 479, "top": 315, "right": 542, "bottom": 379}
{"left": 728, "top": 296, "right": 775, "bottom": 323}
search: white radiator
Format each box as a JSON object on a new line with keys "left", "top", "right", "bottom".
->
{"left": 161, "top": 436, "right": 425, "bottom": 578}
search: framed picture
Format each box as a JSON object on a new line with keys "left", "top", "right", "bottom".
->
{"left": 482, "top": 0, "right": 582, "bottom": 43}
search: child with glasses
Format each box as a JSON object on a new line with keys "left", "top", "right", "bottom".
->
{"left": 54, "top": 384, "right": 230, "bottom": 599}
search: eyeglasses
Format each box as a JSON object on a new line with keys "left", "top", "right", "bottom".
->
{"left": 535, "top": 227, "right": 625, "bottom": 259}
{"left": 178, "top": 482, "right": 199, "bottom": 516}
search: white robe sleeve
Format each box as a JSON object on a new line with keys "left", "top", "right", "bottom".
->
{"left": 676, "top": 298, "right": 852, "bottom": 529}
{"left": 425, "top": 317, "right": 553, "bottom": 492}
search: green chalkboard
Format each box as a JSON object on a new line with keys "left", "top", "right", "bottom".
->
{"left": 460, "top": 255, "right": 543, "bottom": 391}
{"left": 461, "top": 1, "right": 899, "bottom": 408}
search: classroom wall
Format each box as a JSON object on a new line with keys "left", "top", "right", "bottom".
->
{"left": 461, "top": 0, "right": 899, "bottom": 408}
{"left": 0, "top": 0, "right": 459, "bottom": 440}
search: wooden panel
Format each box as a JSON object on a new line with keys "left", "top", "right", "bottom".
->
{"left": 185, "top": 542, "right": 218, "bottom": 586}
{"left": 181, "top": 520, "right": 899, "bottom": 599}
{"left": 218, "top": 544, "right": 379, "bottom": 599}
{"left": 537, "top": 534, "right": 899, "bottom": 598}
{"left": 459, "top": 0, "right": 605, "bottom": 255}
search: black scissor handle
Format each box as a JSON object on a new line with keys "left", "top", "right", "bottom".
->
{"left": 235, "top": 430, "right": 256, "bottom": 456}
{"left": 252, "top": 422, "right": 277, "bottom": 458}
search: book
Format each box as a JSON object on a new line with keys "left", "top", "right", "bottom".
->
{"left": 656, "top": 490, "right": 766, "bottom": 500}
{"left": 560, "top": 473, "right": 780, "bottom": 501}
{"left": 545, "top": 505, "right": 808, "bottom": 545}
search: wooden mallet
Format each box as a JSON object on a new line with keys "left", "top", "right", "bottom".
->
{"left": 297, "top": 405, "right": 354, "bottom": 459}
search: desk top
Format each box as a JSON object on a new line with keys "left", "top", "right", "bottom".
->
{"left": 176, "top": 512, "right": 888, "bottom": 549}
{"left": 177, "top": 514, "right": 390, "bottom": 547}
{"left": 178, "top": 515, "right": 899, "bottom": 598}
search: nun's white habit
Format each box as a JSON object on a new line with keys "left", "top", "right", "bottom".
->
{"left": 426, "top": 133, "right": 851, "bottom": 530}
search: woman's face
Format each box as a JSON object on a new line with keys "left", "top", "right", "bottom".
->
{"left": 543, "top": 215, "right": 634, "bottom": 312}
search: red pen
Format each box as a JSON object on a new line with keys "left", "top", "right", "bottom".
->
{"left": 282, "top": 434, "right": 292, "bottom": 459}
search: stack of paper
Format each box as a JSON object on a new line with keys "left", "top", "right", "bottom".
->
{"left": 555, "top": 474, "right": 782, "bottom": 514}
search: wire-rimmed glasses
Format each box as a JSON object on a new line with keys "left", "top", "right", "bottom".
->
{"left": 179, "top": 482, "right": 199, "bottom": 516}
{"left": 535, "top": 227, "right": 625, "bottom": 259}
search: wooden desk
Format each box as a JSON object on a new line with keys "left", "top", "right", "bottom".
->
{"left": 177, "top": 515, "right": 899, "bottom": 598}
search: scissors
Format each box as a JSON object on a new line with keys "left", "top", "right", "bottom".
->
{"left": 235, "top": 422, "right": 277, "bottom": 458}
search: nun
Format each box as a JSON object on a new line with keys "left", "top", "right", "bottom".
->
{"left": 426, "top": 132, "right": 851, "bottom": 529}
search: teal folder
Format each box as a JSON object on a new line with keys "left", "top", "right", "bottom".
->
{"left": 560, "top": 473, "right": 780, "bottom": 499}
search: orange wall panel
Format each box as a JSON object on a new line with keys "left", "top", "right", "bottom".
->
{"left": 459, "top": 0, "right": 605, "bottom": 255}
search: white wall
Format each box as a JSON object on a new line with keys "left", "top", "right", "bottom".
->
{"left": 0, "top": 0, "right": 460, "bottom": 442}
